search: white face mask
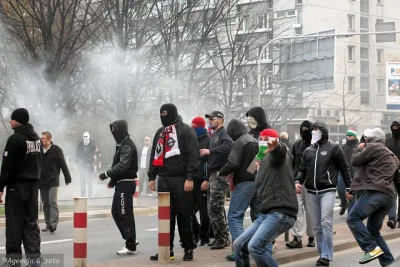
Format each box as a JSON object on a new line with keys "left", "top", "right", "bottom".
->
{"left": 311, "top": 129, "right": 322, "bottom": 145}
{"left": 259, "top": 140, "right": 268, "bottom": 147}
{"left": 83, "top": 132, "right": 90, "bottom": 145}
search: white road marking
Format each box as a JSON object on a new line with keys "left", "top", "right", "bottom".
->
{"left": 145, "top": 226, "right": 178, "bottom": 232}
{"left": 0, "top": 239, "right": 73, "bottom": 250}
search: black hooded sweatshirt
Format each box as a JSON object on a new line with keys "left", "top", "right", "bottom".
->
{"left": 386, "top": 121, "right": 400, "bottom": 159}
{"left": 104, "top": 120, "right": 138, "bottom": 186}
{"left": 246, "top": 107, "right": 270, "bottom": 139}
{"left": 219, "top": 119, "right": 258, "bottom": 185}
{"left": 292, "top": 121, "right": 312, "bottom": 174}
{"left": 0, "top": 124, "right": 42, "bottom": 192}
{"left": 295, "top": 120, "right": 352, "bottom": 194}
{"left": 148, "top": 116, "right": 200, "bottom": 181}
{"left": 197, "top": 130, "right": 210, "bottom": 180}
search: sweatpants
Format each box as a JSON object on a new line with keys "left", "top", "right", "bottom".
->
{"left": 112, "top": 181, "right": 137, "bottom": 250}
{"left": 158, "top": 176, "right": 196, "bottom": 250}
{"left": 6, "top": 182, "right": 41, "bottom": 262}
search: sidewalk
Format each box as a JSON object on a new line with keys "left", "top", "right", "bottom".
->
{"left": 88, "top": 224, "right": 400, "bottom": 267}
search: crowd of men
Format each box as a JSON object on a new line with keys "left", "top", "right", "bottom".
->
{"left": 1, "top": 105, "right": 400, "bottom": 267}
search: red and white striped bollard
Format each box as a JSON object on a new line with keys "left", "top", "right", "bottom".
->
{"left": 158, "top": 192, "right": 170, "bottom": 263}
{"left": 74, "top": 197, "right": 87, "bottom": 267}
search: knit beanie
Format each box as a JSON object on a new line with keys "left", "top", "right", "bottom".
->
{"left": 11, "top": 108, "right": 29, "bottom": 124}
{"left": 347, "top": 129, "right": 357, "bottom": 137}
{"left": 260, "top": 128, "right": 279, "bottom": 139}
{"left": 191, "top": 116, "right": 206, "bottom": 129}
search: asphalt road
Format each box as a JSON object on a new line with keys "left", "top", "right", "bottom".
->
{"left": 282, "top": 238, "right": 400, "bottom": 267}
{"left": 0, "top": 198, "right": 355, "bottom": 266}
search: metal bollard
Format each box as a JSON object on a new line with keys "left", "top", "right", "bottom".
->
{"left": 158, "top": 192, "right": 170, "bottom": 263}
{"left": 74, "top": 197, "right": 87, "bottom": 267}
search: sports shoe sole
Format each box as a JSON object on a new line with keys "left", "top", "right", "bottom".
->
{"left": 359, "top": 251, "right": 384, "bottom": 264}
{"left": 117, "top": 251, "right": 138, "bottom": 255}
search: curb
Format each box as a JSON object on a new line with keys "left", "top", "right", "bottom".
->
{"left": 275, "top": 231, "right": 400, "bottom": 265}
{"left": 0, "top": 206, "right": 158, "bottom": 228}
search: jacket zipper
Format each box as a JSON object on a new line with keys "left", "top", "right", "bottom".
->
{"left": 327, "top": 171, "right": 332, "bottom": 185}
{"left": 314, "top": 144, "right": 319, "bottom": 194}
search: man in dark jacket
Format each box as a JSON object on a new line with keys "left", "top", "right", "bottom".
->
{"left": 233, "top": 128, "right": 297, "bottom": 267}
{"left": 385, "top": 121, "right": 400, "bottom": 229}
{"left": 280, "top": 132, "right": 294, "bottom": 151}
{"left": 338, "top": 129, "right": 359, "bottom": 216}
{"left": 99, "top": 119, "right": 138, "bottom": 256}
{"left": 286, "top": 120, "right": 315, "bottom": 249}
{"left": 347, "top": 128, "right": 400, "bottom": 266}
{"left": 246, "top": 107, "right": 270, "bottom": 139}
{"left": 75, "top": 132, "right": 96, "bottom": 197}
{"left": 0, "top": 108, "right": 42, "bottom": 266}
{"left": 200, "top": 111, "right": 233, "bottom": 250}
{"left": 39, "top": 131, "right": 72, "bottom": 233}
{"left": 295, "top": 120, "right": 352, "bottom": 266}
{"left": 191, "top": 116, "right": 211, "bottom": 246}
{"left": 148, "top": 104, "right": 200, "bottom": 261}
{"left": 219, "top": 119, "right": 260, "bottom": 261}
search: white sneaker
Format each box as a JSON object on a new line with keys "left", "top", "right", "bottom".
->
{"left": 136, "top": 240, "right": 139, "bottom": 246}
{"left": 117, "top": 247, "right": 138, "bottom": 255}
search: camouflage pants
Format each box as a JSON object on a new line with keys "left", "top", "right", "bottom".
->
{"left": 208, "top": 172, "right": 229, "bottom": 244}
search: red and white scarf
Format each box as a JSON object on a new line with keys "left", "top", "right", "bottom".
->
{"left": 153, "top": 124, "right": 181, "bottom": 166}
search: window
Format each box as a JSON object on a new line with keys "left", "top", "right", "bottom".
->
{"left": 361, "top": 61, "right": 369, "bottom": 74}
{"left": 360, "top": 17, "right": 369, "bottom": 30}
{"left": 348, "top": 46, "right": 355, "bottom": 61}
{"left": 377, "top": 0, "right": 382, "bottom": 5}
{"left": 240, "top": 16, "right": 247, "bottom": 31}
{"left": 360, "top": 91, "right": 370, "bottom": 104}
{"left": 377, "top": 79, "right": 384, "bottom": 94}
{"left": 276, "top": 12, "right": 284, "bottom": 18}
{"left": 295, "top": 27, "right": 302, "bottom": 35}
{"left": 361, "top": 77, "right": 369, "bottom": 89}
{"left": 376, "top": 18, "right": 384, "bottom": 23}
{"left": 262, "top": 77, "right": 273, "bottom": 90}
{"left": 348, "top": 76, "right": 355, "bottom": 92}
{"left": 287, "top": 10, "right": 296, "bottom": 16}
{"left": 361, "top": 0, "right": 369, "bottom": 13}
{"left": 239, "top": 46, "right": 249, "bottom": 61}
{"left": 377, "top": 49, "right": 383, "bottom": 64}
{"left": 268, "top": 0, "right": 273, "bottom": 9}
{"left": 296, "top": 0, "right": 303, "bottom": 4}
{"left": 348, "top": 14, "right": 355, "bottom": 30}
{"left": 335, "top": 110, "right": 340, "bottom": 118}
{"left": 258, "top": 13, "right": 272, "bottom": 28}
{"left": 237, "top": 77, "right": 247, "bottom": 92}
{"left": 360, "top": 47, "right": 369, "bottom": 59}
{"left": 326, "top": 110, "right": 331, "bottom": 117}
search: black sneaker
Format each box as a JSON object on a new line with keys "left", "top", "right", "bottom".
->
{"left": 150, "top": 251, "right": 175, "bottom": 261}
{"left": 48, "top": 225, "right": 56, "bottom": 233}
{"left": 387, "top": 220, "right": 396, "bottom": 229}
{"left": 316, "top": 257, "right": 330, "bottom": 266}
{"left": 286, "top": 238, "right": 303, "bottom": 249}
{"left": 307, "top": 237, "right": 315, "bottom": 247}
{"left": 210, "top": 241, "right": 229, "bottom": 250}
{"left": 183, "top": 249, "right": 193, "bottom": 261}
{"left": 339, "top": 204, "right": 347, "bottom": 216}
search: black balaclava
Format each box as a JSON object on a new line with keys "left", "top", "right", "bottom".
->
{"left": 300, "top": 120, "right": 312, "bottom": 144}
{"left": 391, "top": 121, "right": 400, "bottom": 140}
{"left": 160, "top": 103, "right": 178, "bottom": 127}
{"left": 110, "top": 119, "right": 128, "bottom": 144}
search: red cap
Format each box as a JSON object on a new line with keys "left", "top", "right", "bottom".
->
{"left": 192, "top": 116, "right": 206, "bottom": 128}
{"left": 260, "top": 128, "right": 279, "bottom": 138}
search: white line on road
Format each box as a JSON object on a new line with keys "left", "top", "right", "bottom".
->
{"left": 145, "top": 226, "right": 178, "bottom": 232}
{"left": 0, "top": 239, "right": 73, "bottom": 250}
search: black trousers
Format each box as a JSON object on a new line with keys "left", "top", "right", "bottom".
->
{"left": 192, "top": 179, "right": 211, "bottom": 242}
{"left": 158, "top": 176, "right": 196, "bottom": 250}
{"left": 6, "top": 182, "right": 41, "bottom": 261}
{"left": 112, "top": 181, "right": 137, "bottom": 250}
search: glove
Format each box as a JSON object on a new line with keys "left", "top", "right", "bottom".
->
{"left": 99, "top": 173, "right": 107, "bottom": 180}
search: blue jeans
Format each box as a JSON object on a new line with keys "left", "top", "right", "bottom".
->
{"left": 228, "top": 181, "right": 260, "bottom": 243}
{"left": 347, "top": 191, "right": 394, "bottom": 266}
{"left": 233, "top": 212, "right": 295, "bottom": 267}
{"left": 308, "top": 191, "right": 336, "bottom": 261}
